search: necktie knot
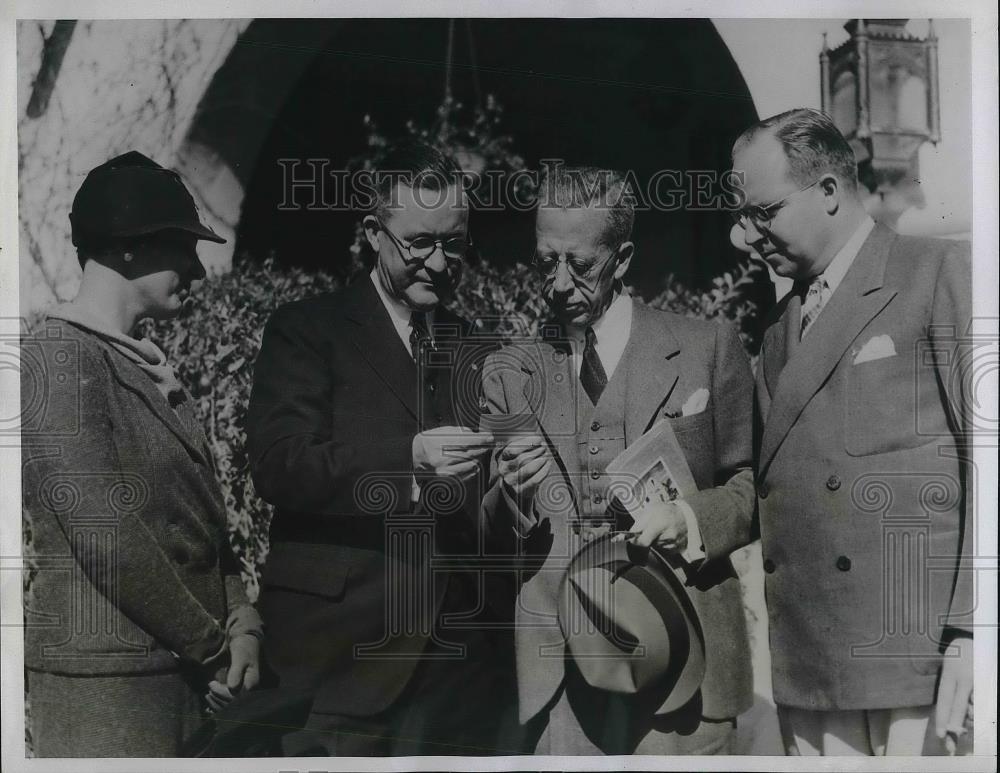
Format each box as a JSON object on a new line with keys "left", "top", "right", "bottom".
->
{"left": 409, "top": 311, "right": 430, "bottom": 359}
{"left": 799, "top": 276, "right": 829, "bottom": 338}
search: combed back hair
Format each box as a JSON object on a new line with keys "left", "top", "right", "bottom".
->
{"left": 537, "top": 165, "right": 636, "bottom": 247}
{"left": 372, "top": 140, "right": 463, "bottom": 220}
{"left": 732, "top": 108, "right": 860, "bottom": 193}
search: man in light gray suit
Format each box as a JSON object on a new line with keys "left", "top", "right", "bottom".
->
{"left": 479, "top": 166, "right": 755, "bottom": 755}
{"left": 734, "top": 108, "right": 973, "bottom": 756}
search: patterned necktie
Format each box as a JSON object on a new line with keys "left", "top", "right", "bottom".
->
{"left": 579, "top": 326, "right": 608, "bottom": 405}
{"left": 409, "top": 311, "right": 430, "bottom": 361}
{"left": 799, "top": 276, "right": 829, "bottom": 339}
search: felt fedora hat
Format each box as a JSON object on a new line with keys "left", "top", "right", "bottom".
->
{"left": 557, "top": 533, "right": 706, "bottom": 715}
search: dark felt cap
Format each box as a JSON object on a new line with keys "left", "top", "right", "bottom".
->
{"left": 70, "top": 151, "right": 226, "bottom": 246}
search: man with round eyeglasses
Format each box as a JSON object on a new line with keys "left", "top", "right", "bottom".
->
{"left": 479, "top": 164, "right": 756, "bottom": 755}
{"left": 247, "top": 141, "right": 513, "bottom": 755}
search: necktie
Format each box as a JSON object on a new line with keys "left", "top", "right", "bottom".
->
{"left": 799, "top": 276, "right": 829, "bottom": 339}
{"left": 579, "top": 326, "right": 608, "bottom": 405}
{"left": 409, "top": 311, "right": 430, "bottom": 361}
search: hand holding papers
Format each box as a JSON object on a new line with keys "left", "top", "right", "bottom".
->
{"left": 606, "top": 419, "right": 702, "bottom": 562}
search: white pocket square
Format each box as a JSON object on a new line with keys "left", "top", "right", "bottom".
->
{"left": 853, "top": 334, "right": 897, "bottom": 364}
{"left": 681, "top": 387, "right": 710, "bottom": 417}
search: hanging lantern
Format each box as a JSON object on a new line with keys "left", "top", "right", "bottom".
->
{"left": 820, "top": 19, "right": 940, "bottom": 224}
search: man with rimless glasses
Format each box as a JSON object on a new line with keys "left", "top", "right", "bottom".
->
{"left": 478, "top": 165, "right": 756, "bottom": 754}
{"left": 247, "top": 141, "right": 514, "bottom": 755}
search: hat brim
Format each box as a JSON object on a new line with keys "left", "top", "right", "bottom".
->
{"left": 558, "top": 535, "right": 706, "bottom": 715}
{"left": 115, "top": 220, "right": 227, "bottom": 244}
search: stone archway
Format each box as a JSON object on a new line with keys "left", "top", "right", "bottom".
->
{"left": 185, "top": 18, "right": 761, "bottom": 298}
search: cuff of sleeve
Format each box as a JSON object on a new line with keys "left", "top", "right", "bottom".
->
{"left": 226, "top": 603, "right": 265, "bottom": 641}
{"left": 676, "top": 499, "right": 707, "bottom": 564}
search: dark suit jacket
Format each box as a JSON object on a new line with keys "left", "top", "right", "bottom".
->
{"left": 21, "top": 318, "right": 255, "bottom": 676}
{"left": 247, "top": 277, "right": 495, "bottom": 717}
{"left": 755, "top": 224, "right": 973, "bottom": 710}
{"left": 480, "top": 301, "right": 755, "bottom": 724}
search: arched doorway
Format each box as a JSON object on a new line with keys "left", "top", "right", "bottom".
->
{"left": 189, "top": 18, "right": 763, "bottom": 302}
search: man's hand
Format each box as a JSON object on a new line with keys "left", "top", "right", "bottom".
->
{"left": 413, "top": 426, "right": 494, "bottom": 478}
{"left": 935, "top": 632, "right": 973, "bottom": 754}
{"left": 203, "top": 634, "right": 261, "bottom": 713}
{"left": 617, "top": 499, "right": 689, "bottom": 551}
{"left": 498, "top": 434, "right": 551, "bottom": 506}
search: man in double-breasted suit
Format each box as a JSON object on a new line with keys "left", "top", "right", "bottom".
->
{"left": 247, "top": 142, "right": 512, "bottom": 755}
{"left": 733, "top": 108, "right": 973, "bottom": 755}
{"left": 480, "top": 166, "right": 755, "bottom": 754}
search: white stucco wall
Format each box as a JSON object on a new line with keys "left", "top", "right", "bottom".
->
{"left": 16, "top": 19, "right": 249, "bottom": 313}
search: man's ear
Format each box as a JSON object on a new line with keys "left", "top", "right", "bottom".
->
{"left": 363, "top": 215, "right": 381, "bottom": 253}
{"left": 613, "top": 241, "right": 635, "bottom": 281}
{"left": 819, "top": 174, "right": 841, "bottom": 215}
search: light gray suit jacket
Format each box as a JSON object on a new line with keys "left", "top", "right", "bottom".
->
{"left": 481, "top": 301, "right": 755, "bottom": 724}
{"left": 755, "top": 224, "right": 973, "bottom": 709}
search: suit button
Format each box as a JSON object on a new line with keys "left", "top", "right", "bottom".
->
{"left": 591, "top": 470, "right": 600, "bottom": 480}
{"left": 591, "top": 421, "right": 601, "bottom": 431}
{"left": 836, "top": 555, "right": 852, "bottom": 571}
{"left": 593, "top": 493, "right": 603, "bottom": 505}
{"left": 763, "top": 559, "right": 776, "bottom": 573}
{"left": 589, "top": 445, "right": 599, "bottom": 455}
{"left": 429, "top": 383, "right": 436, "bottom": 393}
{"left": 757, "top": 482, "right": 769, "bottom": 499}
{"left": 826, "top": 475, "right": 842, "bottom": 491}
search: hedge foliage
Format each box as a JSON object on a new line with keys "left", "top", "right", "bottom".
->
{"left": 142, "top": 255, "right": 763, "bottom": 599}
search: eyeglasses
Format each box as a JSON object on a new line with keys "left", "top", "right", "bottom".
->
{"left": 532, "top": 245, "right": 621, "bottom": 286}
{"left": 729, "top": 179, "right": 820, "bottom": 230}
{"left": 378, "top": 219, "right": 470, "bottom": 265}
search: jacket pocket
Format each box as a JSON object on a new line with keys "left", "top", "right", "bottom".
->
{"left": 845, "top": 356, "right": 934, "bottom": 457}
{"left": 261, "top": 541, "right": 350, "bottom": 600}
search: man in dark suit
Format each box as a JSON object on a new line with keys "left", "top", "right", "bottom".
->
{"left": 246, "top": 142, "right": 511, "bottom": 755}
{"left": 733, "top": 108, "right": 973, "bottom": 755}
{"left": 479, "top": 166, "right": 755, "bottom": 754}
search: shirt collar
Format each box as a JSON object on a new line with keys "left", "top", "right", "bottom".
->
{"left": 569, "top": 290, "right": 632, "bottom": 343}
{"left": 369, "top": 267, "right": 414, "bottom": 327}
{"left": 817, "top": 215, "right": 875, "bottom": 293}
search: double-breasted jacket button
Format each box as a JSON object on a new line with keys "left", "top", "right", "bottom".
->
{"left": 591, "top": 420, "right": 601, "bottom": 431}
{"left": 589, "top": 445, "right": 599, "bottom": 455}
{"left": 591, "top": 470, "right": 601, "bottom": 480}
{"left": 757, "top": 481, "right": 770, "bottom": 499}
{"left": 826, "top": 474, "right": 842, "bottom": 491}
{"left": 836, "top": 555, "right": 852, "bottom": 571}
{"left": 763, "top": 558, "right": 776, "bottom": 574}
{"left": 592, "top": 493, "right": 603, "bottom": 505}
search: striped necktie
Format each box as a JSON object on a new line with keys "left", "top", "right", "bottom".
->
{"left": 799, "top": 276, "right": 829, "bottom": 339}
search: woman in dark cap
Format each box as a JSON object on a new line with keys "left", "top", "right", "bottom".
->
{"left": 21, "top": 152, "right": 262, "bottom": 757}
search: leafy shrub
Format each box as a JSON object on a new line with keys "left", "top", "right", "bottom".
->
{"left": 141, "top": 254, "right": 761, "bottom": 598}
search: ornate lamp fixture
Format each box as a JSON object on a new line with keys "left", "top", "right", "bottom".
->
{"left": 821, "top": 19, "right": 940, "bottom": 225}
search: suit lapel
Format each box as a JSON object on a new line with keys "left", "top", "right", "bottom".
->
{"left": 103, "top": 350, "right": 210, "bottom": 466}
{"left": 624, "top": 303, "right": 682, "bottom": 443}
{"left": 759, "top": 225, "right": 898, "bottom": 476}
{"left": 343, "top": 277, "right": 418, "bottom": 420}
{"left": 762, "top": 291, "right": 799, "bottom": 400}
